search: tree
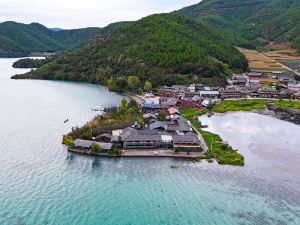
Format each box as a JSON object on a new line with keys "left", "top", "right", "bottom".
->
{"left": 91, "top": 142, "right": 101, "bottom": 153}
{"left": 120, "top": 98, "right": 127, "bottom": 112}
{"left": 127, "top": 76, "right": 140, "bottom": 92}
{"left": 157, "top": 110, "right": 167, "bottom": 121}
{"left": 63, "top": 135, "right": 74, "bottom": 146}
{"left": 144, "top": 81, "right": 152, "bottom": 92}
{"left": 107, "top": 76, "right": 117, "bottom": 91}
{"left": 81, "top": 130, "right": 93, "bottom": 140}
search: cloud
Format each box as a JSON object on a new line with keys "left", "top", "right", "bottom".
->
{"left": 0, "top": 0, "right": 200, "bottom": 28}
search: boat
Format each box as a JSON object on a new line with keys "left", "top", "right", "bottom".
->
{"left": 200, "top": 125, "right": 208, "bottom": 128}
{"left": 91, "top": 106, "right": 103, "bottom": 111}
{"left": 64, "top": 119, "right": 69, "bottom": 123}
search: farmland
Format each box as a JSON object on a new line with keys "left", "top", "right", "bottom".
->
{"left": 237, "top": 47, "right": 288, "bottom": 72}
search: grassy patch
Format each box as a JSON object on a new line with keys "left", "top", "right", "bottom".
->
{"left": 275, "top": 100, "right": 300, "bottom": 109}
{"left": 199, "top": 129, "right": 244, "bottom": 166}
{"left": 213, "top": 99, "right": 267, "bottom": 113}
{"left": 188, "top": 117, "right": 244, "bottom": 166}
{"left": 179, "top": 108, "right": 207, "bottom": 117}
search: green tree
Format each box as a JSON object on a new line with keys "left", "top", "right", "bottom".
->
{"left": 127, "top": 76, "right": 140, "bottom": 92}
{"left": 91, "top": 142, "right": 101, "bottom": 153}
{"left": 120, "top": 98, "right": 127, "bottom": 112}
{"left": 81, "top": 130, "right": 93, "bottom": 140}
{"left": 63, "top": 135, "right": 74, "bottom": 146}
{"left": 107, "top": 76, "right": 117, "bottom": 91}
{"left": 157, "top": 110, "right": 167, "bottom": 121}
{"left": 144, "top": 81, "right": 152, "bottom": 92}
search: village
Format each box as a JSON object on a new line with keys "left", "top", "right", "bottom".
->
{"left": 65, "top": 70, "right": 300, "bottom": 165}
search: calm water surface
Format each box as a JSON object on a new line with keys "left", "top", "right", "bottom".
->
{"left": 0, "top": 58, "right": 300, "bottom": 225}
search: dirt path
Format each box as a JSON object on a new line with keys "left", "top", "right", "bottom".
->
{"left": 260, "top": 52, "right": 300, "bottom": 76}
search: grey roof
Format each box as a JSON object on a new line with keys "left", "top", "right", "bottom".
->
{"left": 96, "top": 133, "right": 112, "bottom": 139}
{"left": 258, "top": 88, "right": 277, "bottom": 94}
{"left": 124, "top": 135, "right": 162, "bottom": 142}
{"left": 149, "top": 121, "right": 167, "bottom": 131}
{"left": 138, "top": 130, "right": 160, "bottom": 135}
{"left": 171, "top": 85, "right": 188, "bottom": 90}
{"left": 74, "top": 139, "right": 113, "bottom": 150}
{"left": 172, "top": 133, "right": 201, "bottom": 145}
{"left": 167, "top": 119, "right": 190, "bottom": 132}
{"left": 220, "top": 88, "right": 242, "bottom": 94}
{"left": 279, "top": 76, "right": 296, "bottom": 81}
{"left": 232, "top": 75, "right": 247, "bottom": 81}
{"left": 200, "top": 91, "right": 219, "bottom": 95}
{"left": 247, "top": 72, "right": 263, "bottom": 76}
{"left": 161, "top": 99, "right": 178, "bottom": 107}
{"left": 121, "top": 127, "right": 137, "bottom": 141}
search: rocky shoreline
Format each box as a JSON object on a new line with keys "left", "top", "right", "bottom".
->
{"left": 254, "top": 104, "right": 300, "bottom": 125}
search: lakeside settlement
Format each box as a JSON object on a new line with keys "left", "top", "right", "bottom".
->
{"left": 64, "top": 70, "right": 300, "bottom": 166}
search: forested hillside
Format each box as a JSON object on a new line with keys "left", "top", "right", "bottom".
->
{"left": 180, "top": 0, "right": 300, "bottom": 51}
{"left": 12, "top": 13, "right": 248, "bottom": 90}
{"left": 0, "top": 21, "right": 100, "bottom": 57}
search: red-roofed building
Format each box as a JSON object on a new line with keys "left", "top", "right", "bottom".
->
{"left": 180, "top": 100, "right": 205, "bottom": 109}
{"left": 167, "top": 107, "right": 180, "bottom": 115}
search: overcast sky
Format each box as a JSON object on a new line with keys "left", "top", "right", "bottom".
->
{"left": 0, "top": 0, "right": 199, "bottom": 29}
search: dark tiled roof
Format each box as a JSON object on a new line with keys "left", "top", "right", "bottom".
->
{"left": 172, "top": 133, "right": 201, "bottom": 145}
{"left": 149, "top": 121, "right": 167, "bottom": 130}
{"left": 124, "top": 135, "right": 162, "bottom": 142}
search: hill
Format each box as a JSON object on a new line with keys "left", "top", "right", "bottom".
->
{"left": 0, "top": 21, "right": 101, "bottom": 57}
{"left": 180, "top": 0, "right": 300, "bottom": 51}
{"left": 12, "top": 13, "right": 248, "bottom": 90}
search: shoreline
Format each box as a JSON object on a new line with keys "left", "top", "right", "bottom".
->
{"left": 68, "top": 148, "right": 207, "bottom": 159}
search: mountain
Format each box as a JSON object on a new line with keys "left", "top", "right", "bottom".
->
{"left": 0, "top": 21, "right": 101, "bottom": 57}
{"left": 49, "top": 28, "right": 62, "bottom": 32}
{"left": 180, "top": 0, "right": 300, "bottom": 51}
{"left": 12, "top": 13, "right": 248, "bottom": 89}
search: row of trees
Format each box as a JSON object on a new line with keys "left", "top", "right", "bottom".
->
{"left": 107, "top": 75, "right": 152, "bottom": 93}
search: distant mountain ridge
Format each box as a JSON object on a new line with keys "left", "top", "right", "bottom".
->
{"left": 180, "top": 0, "right": 300, "bottom": 51}
{"left": 0, "top": 21, "right": 101, "bottom": 57}
{"left": 13, "top": 13, "right": 248, "bottom": 88}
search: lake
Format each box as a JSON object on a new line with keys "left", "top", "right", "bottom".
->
{"left": 0, "top": 58, "right": 300, "bottom": 225}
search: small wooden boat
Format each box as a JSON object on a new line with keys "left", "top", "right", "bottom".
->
{"left": 64, "top": 119, "right": 69, "bottom": 123}
{"left": 200, "top": 125, "right": 208, "bottom": 128}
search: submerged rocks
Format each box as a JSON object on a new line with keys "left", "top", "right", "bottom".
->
{"left": 262, "top": 104, "right": 300, "bottom": 124}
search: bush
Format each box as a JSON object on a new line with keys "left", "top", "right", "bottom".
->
{"left": 108, "top": 148, "right": 122, "bottom": 156}
{"left": 81, "top": 130, "right": 93, "bottom": 140}
{"left": 91, "top": 143, "right": 101, "bottom": 153}
{"left": 63, "top": 135, "right": 74, "bottom": 146}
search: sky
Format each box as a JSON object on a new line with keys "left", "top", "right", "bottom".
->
{"left": 0, "top": 0, "right": 200, "bottom": 29}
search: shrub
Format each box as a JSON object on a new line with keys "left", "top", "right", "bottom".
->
{"left": 81, "top": 130, "right": 93, "bottom": 140}
{"left": 91, "top": 143, "right": 101, "bottom": 153}
{"left": 63, "top": 135, "right": 74, "bottom": 146}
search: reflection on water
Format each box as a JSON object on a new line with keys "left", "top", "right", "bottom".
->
{"left": 199, "top": 112, "right": 300, "bottom": 178}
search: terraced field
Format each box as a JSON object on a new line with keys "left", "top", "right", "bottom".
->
{"left": 238, "top": 47, "right": 288, "bottom": 72}
{"left": 279, "top": 60, "right": 300, "bottom": 73}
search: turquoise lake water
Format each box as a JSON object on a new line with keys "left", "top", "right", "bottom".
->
{"left": 0, "top": 58, "right": 300, "bottom": 225}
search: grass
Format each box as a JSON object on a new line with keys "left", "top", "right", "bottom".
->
{"left": 179, "top": 108, "right": 207, "bottom": 117}
{"left": 199, "top": 129, "right": 244, "bottom": 166}
{"left": 67, "top": 110, "right": 135, "bottom": 140}
{"left": 98, "top": 112, "right": 134, "bottom": 126}
{"left": 213, "top": 99, "right": 267, "bottom": 113}
{"left": 275, "top": 100, "right": 300, "bottom": 109}
{"left": 188, "top": 117, "right": 244, "bottom": 166}
{"left": 213, "top": 99, "right": 300, "bottom": 113}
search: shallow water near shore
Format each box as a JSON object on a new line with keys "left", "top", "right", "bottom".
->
{"left": 1, "top": 58, "right": 300, "bottom": 225}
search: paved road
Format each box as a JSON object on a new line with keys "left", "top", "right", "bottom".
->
{"left": 187, "top": 120, "right": 209, "bottom": 153}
